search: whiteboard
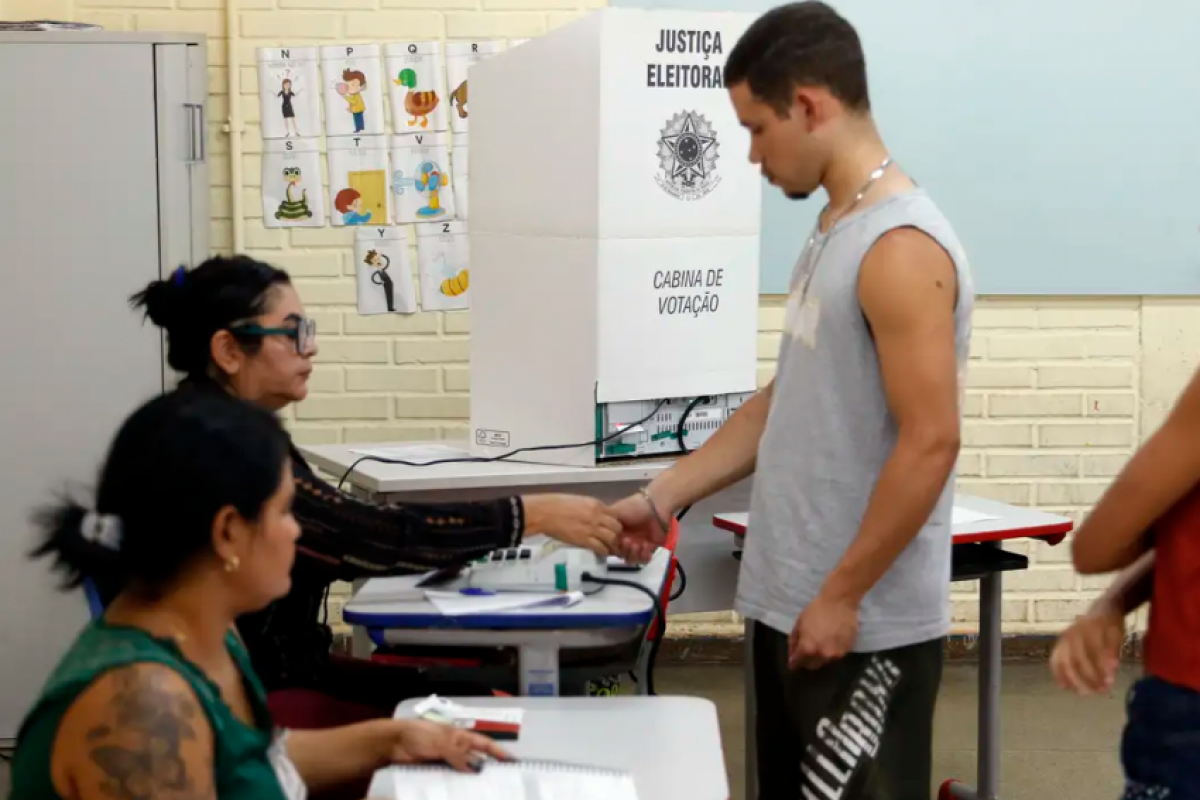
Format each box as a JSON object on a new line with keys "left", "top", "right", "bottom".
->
{"left": 612, "top": 0, "right": 1200, "bottom": 295}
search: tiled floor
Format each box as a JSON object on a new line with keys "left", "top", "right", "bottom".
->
{"left": 0, "top": 661, "right": 1135, "bottom": 799}
{"left": 659, "top": 661, "right": 1136, "bottom": 800}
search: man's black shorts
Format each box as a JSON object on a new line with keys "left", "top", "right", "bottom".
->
{"left": 752, "top": 620, "right": 944, "bottom": 800}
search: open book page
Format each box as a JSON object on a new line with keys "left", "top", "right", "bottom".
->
{"left": 525, "top": 770, "right": 639, "bottom": 800}
{"left": 393, "top": 765, "right": 525, "bottom": 800}
{"left": 391, "top": 761, "right": 639, "bottom": 800}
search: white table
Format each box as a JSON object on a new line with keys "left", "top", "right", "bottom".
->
{"left": 344, "top": 548, "right": 673, "bottom": 696}
{"left": 300, "top": 440, "right": 750, "bottom": 627}
{"left": 367, "top": 696, "right": 730, "bottom": 800}
{"left": 717, "top": 494, "right": 1074, "bottom": 800}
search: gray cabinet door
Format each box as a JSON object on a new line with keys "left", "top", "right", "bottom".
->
{"left": 0, "top": 42, "right": 166, "bottom": 741}
{"left": 155, "top": 42, "right": 211, "bottom": 273}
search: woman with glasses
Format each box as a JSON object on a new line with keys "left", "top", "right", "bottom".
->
{"left": 125, "top": 256, "right": 626, "bottom": 726}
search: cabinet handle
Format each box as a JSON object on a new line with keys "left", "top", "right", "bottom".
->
{"left": 184, "top": 103, "right": 205, "bottom": 163}
{"left": 195, "top": 103, "right": 206, "bottom": 163}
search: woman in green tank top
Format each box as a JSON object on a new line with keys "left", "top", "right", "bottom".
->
{"left": 11, "top": 390, "right": 507, "bottom": 800}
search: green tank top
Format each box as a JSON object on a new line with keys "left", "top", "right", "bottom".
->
{"left": 10, "top": 619, "right": 293, "bottom": 800}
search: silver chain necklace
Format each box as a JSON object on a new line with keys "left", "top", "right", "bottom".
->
{"left": 793, "top": 155, "right": 894, "bottom": 303}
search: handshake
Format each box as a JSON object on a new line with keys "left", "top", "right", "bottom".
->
{"left": 522, "top": 491, "right": 670, "bottom": 565}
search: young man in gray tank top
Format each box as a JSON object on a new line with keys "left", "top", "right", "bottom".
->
{"left": 611, "top": 2, "right": 974, "bottom": 796}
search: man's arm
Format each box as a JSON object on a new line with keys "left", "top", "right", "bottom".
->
{"left": 1072, "top": 365, "right": 1200, "bottom": 574}
{"left": 819, "top": 228, "right": 962, "bottom": 604}
{"left": 51, "top": 663, "right": 216, "bottom": 800}
{"left": 647, "top": 380, "right": 774, "bottom": 517}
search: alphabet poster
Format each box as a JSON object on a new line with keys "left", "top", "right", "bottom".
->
{"left": 444, "top": 40, "right": 506, "bottom": 134}
{"left": 385, "top": 41, "right": 448, "bottom": 134}
{"left": 257, "top": 47, "right": 322, "bottom": 139}
{"left": 354, "top": 226, "right": 416, "bottom": 315}
{"left": 416, "top": 219, "right": 470, "bottom": 311}
{"left": 320, "top": 44, "right": 385, "bottom": 138}
{"left": 452, "top": 134, "right": 469, "bottom": 220}
{"left": 261, "top": 138, "right": 326, "bottom": 228}
{"left": 328, "top": 135, "right": 389, "bottom": 226}
{"left": 390, "top": 132, "right": 456, "bottom": 224}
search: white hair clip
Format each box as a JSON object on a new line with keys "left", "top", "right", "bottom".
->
{"left": 81, "top": 512, "right": 123, "bottom": 551}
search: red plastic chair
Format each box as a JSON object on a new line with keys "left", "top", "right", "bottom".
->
{"left": 648, "top": 518, "right": 682, "bottom": 643}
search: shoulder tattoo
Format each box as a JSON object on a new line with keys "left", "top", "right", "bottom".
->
{"left": 84, "top": 667, "right": 211, "bottom": 800}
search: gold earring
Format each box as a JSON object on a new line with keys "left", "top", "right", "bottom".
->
{"left": 224, "top": 556, "right": 240, "bottom": 573}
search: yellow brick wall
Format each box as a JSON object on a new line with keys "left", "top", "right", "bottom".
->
{"left": 6, "top": 0, "right": 1198, "bottom": 637}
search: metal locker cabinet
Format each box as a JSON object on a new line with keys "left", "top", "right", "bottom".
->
{"left": 0, "top": 31, "right": 209, "bottom": 743}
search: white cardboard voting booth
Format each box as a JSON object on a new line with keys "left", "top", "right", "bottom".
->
{"left": 468, "top": 8, "right": 761, "bottom": 467}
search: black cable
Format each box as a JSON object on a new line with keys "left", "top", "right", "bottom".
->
{"left": 336, "top": 399, "right": 670, "bottom": 491}
{"left": 582, "top": 572, "right": 664, "bottom": 697}
{"left": 671, "top": 396, "right": 709, "bottom": 523}
{"left": 649, "top": 395, "right": 707, "bottom": 618}
{"left": 668, "top": 559, "right": 686, "bottom": 602}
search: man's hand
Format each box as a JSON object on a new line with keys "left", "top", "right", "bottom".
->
{"left": 607, "top": 492, "right": 668, "bottom": 565}
{"left": 1049, "top": 604, "right": 1126, "bottom": 695}
{"left": 788, "top": 592, "right": 860, "bottom": 670}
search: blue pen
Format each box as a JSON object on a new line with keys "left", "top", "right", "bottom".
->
{"left": 460, "top": 588, "right": 496, "bottom": 596}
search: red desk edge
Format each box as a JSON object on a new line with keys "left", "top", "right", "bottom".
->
{"left": 712, "top": 514, "right": 1072, "bottom": 547}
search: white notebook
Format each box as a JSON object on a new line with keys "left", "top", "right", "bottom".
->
{"left": 392, "top": 759, "right": 639, "bottom": 800}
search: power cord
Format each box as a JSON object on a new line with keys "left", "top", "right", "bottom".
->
{"left": 336, "top": 399, "right": 670, "bottom": 491}
{"left": 671, "top": 396, "right": 709, "bottom": 523}
{"left": 668, "top": 560, "right": 687, "bottom": 602}
{"left": 582, "top": 572, "right": 665, "bottom": 697}
{"left": 653, "top": 395, "right": 707, "bottom": 619}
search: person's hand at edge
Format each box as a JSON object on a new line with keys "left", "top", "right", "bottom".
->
{"left": 388, "top": 719, "right": 512, "bottom": 773}
{"left": 607, "top": 489, "right": 670, "bottom": 565}
{"left": 523, "top": 493, "right": 621, "bottom": 557}
{"left": 788, "top": 591, "right": 860, "bottom": 670}
{"left": 1049, "top": 602, "right": 1126, "bottom": 696}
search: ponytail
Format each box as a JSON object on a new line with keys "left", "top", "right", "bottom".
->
{"left": 28, "top": 389, "right": 290, "bottom": 601}
{"left": 30, "top": 495, "right": 124, "bottom": 593}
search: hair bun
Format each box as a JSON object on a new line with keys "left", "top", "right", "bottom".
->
{"left": 133, "top": 267, "right": 187, "bottom": 330}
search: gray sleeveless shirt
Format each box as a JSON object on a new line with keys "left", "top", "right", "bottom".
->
{"left": 736, "top": 188, "right": 974, "bottom": 652}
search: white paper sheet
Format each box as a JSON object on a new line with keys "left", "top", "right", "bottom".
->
{"left": 354, "top": 226, "right": 417, "bottom": 315}
{"left": 391, "top": 762, "right": 639, "bottom": 800}
{"left": 952, "top": 506, "right": 999, "bottom": 525}
{"left": 416, "top": 219, "right": 470, "bottom": 311}
{"left": 261, "top": 139, "right": 325, "bottom": 228}
{"left": 321, "top": 44, "right": 386, "bottom": 138}
{"left": 348, "top": 443, "right": 469, "bottom": 462}
{"left": 385, "top": 41, "right": 449, "bottom": 134}
{"left": 328, "top": 135, "right": 390, "bottom": 226}
{"left": 349, "top": 576, "right": 428, "bottom": 605}
{"left": 423, "top": 590, "right": 583, "bottom": 616}
{"left": 413, "top": 696, "right": 525, "bottom": 726}
{"left": 257, "top": 46, "right": 322, "bottom": 140}
{"left": 391, "top": 131, "right": 457, "bottom": 224}
{"left": 444, "top": 39, "right": 507, "bottom": 134}
{"left": 393, "top": 766, "right": 522, "bottom": 800}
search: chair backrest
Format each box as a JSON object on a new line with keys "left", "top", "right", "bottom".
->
{"left": 648, "top": 518, "right": 682, "bottom": 642}
{"left": 82, "top": 577, "right": 105, "bottom": 619}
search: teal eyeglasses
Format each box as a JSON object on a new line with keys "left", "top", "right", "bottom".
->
{"left": 232, "top": 317, "right": 317, "bottom": 354}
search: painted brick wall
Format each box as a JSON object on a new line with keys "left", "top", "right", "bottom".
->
{"left": 6, "top": 0, "right": 1186, "bottom": 639}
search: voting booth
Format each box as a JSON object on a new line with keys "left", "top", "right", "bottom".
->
{"left": 468, "top": 8, "right": 761, "bottom": 467}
